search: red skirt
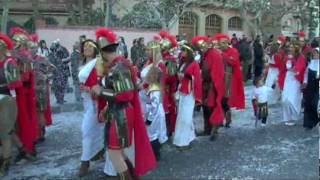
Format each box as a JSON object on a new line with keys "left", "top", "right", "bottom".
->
{"left": 108, "top": 106, "right": 134, "bottom": 149}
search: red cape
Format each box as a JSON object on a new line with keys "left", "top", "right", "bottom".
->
{"left": 100, "top": 56, "right": 157, "bottom": 176}
{"left": 223, "top": 47, "right": 245, "bottom": 110}
{"left": 204, "top": 48, "right": 226, "bottom": 126}
{"left": 14, "top": 49, "right": 39, "bottom": 153}
{"left": 162, "top": 52, "right": 178, "bottom": 133}
{"left": 275, "top": 49, "right": 286, "bottom": 90}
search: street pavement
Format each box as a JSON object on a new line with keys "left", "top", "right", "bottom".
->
{"left": 3, "top": 86, "right": 319, "bottom": 180}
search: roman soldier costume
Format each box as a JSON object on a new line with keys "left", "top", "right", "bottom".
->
{"left": 215, "top": 33, "right": 245, "bottom": 134}
{"left": 158, "top": 31, "right": 178, "bottom": 135}
{"left": 192, "top": 36, "right": 225, "bottom": 140}
{"left": 29, "top": 34, "right": 53, "bottom": 142}
{"left": 0, "top": 32, "right": 22, "bottom": 176}
{"left": 95, "top": 27, "right": 157, "bottom": 179}
{"left": 10, "top": 27, "right": 38, "bottom": 156}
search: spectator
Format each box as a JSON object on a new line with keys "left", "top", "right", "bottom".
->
{"left": 70, "top": 41, "right": 82, "bottom": 102}
{"left": 136, "top": 37, "right": 147, "bottom": 70}
{"left": 118, "top": 36, "right": 128, "bottom": 58}
{"left": 231, "top": 33, "right": 239, "bottom": 49}
{"left": 238, "top": 36, "right": 252, "bottom": 82}
{"left": 37, "top": 40, "right": 49, "bottom": 58}
{"left": 49, "top": 40, "right": 70, "bottom": 104}
{"left": 130, "top": 39, "right": 138, "bottom": 65}
{"left": 253, "top": 35, "right": 264, "bottom": 79}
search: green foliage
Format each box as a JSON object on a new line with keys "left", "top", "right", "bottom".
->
{"left": 120, "top": 2, "right": 162, "bottom": 29}
{"left": 44, "top": 17, "right": 59, "bottom": 25}
{"left": 23, "top": 17, "right": 35, "bottom": 33}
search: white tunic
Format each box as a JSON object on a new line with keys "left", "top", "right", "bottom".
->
{"left": 78, "top": 59, "right": 116, "bottom": 176}
{"left": 173, "top": 92, "right": 196, "bottom": 147}
{"left": 252, "top": 85, "right": 273, "bottom": 103}
{"left": 281, "top": 60, "right": 303, "bottom": 122}
{"left": 145, "top": 90, "right": 168, "bottom": 144}
{"left": 265, "top": 55, "right": 280, "bottom": 104}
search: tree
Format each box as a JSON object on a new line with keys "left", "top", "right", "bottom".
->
{"left": 120, "top": 0, "right": 193, "bottom": 29}
{"left": 1, "top": 0, "right": 9, "bottom": 33}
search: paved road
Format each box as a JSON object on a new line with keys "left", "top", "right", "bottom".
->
{"left": 4, "top": 86, "right": 319, "bottom": 180}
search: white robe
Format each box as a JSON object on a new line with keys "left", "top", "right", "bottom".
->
{"left": 265, "top": 55, "right": 280, "bottom": 104}
{"left": 78, "top": 59, "right": 116, "bottom": 176}
{"left": 281, "top": 61, "right": 302, "bottom": 122}
{"left": 145, "top": 90, "right": 168, "bottom": 144}
{"left": 173, "top": 93, "right": 196, "bottom": 147}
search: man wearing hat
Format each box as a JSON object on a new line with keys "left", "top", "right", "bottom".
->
{"left": 215, "top": 33, "right": 245, "bottom": 128}
{"left": 158, "top": 31, "right": 178, "bottom": 136}
{"left": 10, "top": 27, "right": 38, "bottom": 161}
{"left": 0, "top": 32, "right": 22, "bottom": 176}
{"left": 91, "top": 27, "right": 157, "bottom": 179}
{"left": 192, "top": 35, "right": 225, "bottom": 140}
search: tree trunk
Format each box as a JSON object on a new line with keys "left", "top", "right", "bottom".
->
{"left": 104, "top": 0, "right": 110, "bottom": 27}
{"left": 1, "top": 0, "right": 9, "bottom": 33}
{"left": 79, "top": 0, "right": 85, "bottom": 24}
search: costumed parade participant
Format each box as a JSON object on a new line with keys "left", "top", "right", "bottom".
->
{"left": 10, "top": 27, "right": 38, "bottom": 161}
{"left": 0, "top": 32, "right": 22, "bottom": 176}
{"left": 144, "top": 65, "right": 168, "bottom": 160}
{"left": 158, "top": 31, "right": 178, "bottom": 136}
{"left": 77, "top": 39, "right": 111, "bottom": 177}
{"left": 252, "top": 77, "right": 274, "bottom": 127}
{"left": 264, "top": 42, "right": 281, "bottom": 104}
{"left": 275, "top": 35, "right": 288, "bottom": 91}
{"left": 140, "top": 40, "right": 168, "bottom": 159}
{"left": 216, "top": 33, "right": 245, "bottom": 128}
{"left": 173, "top": 43, "right": 202, "bottom": 148}
{"left": 29, "top": 34, "right": 54, "bottom": 143}
{"left": 281, "top": 40, "right": 306, "bottom": 126}
{"left": 192, "top": 36, "right": 225, "bottom": 141}
{"left": 91, "top": 27, "right": 157, "bottom": 179}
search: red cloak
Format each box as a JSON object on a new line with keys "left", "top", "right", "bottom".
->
{"left": 14, "top": 49, "right": 38, "bottom": 153}
{"left": 203, "top": 48, "right": 226, "bottom": 126}
{"left": 179, "top": 61, "right": 202, "bottom": 102}
{"left": 101, "top": 56, "right": 157, "bottom": 176}
{"left": 222, "top": 47, "right": 245, "bottom": 110}
{"left": 275, "top": 49, "right": 286, "bottom": 90}
{"left": 162, "top": 52, "right": 178, "bottom": 133}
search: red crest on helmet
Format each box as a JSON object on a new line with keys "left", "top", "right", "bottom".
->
{"left": 191, "top": 36, "right": 208, "bottom": 47}
{"left": 95, "top": 27, "right": 117, "bottom": 49}
{"left": 0, "top": 32, "right": 14, "bottom": 50}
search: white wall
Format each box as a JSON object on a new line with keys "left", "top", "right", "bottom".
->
{"left": 36, "top": 27, "right": 160, "bottom": 54}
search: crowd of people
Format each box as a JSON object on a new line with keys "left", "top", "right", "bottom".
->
{"left": 0, "top": 25, "right": 319, "bottom": 179}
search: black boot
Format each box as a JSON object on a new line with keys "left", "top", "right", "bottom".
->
{"left": 15, "top": 147, "right": 27, "bottom": 163}
{"left": 78, "top": 161, "right": 90, "bottom": 178}
{"left": 15, "top": 147, "right": 36, "bottom": 163}
{"left": 125, "top": 159, "right": 138, "bottom": 180}
{"left": 209, "top": 126, "right": 219, "bottom": 141}
{"left": 225, "top": 111, "right": 232, "bottom": 128}
{"left": 0, "top": 157, "right": 11, "bottom": 177}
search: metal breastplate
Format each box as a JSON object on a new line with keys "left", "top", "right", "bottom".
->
{"left": 103, "top": 61, "right": 134, "bottom": 148}
{"left": 110, "top": 62, "right": 134, "bottom": 93}
{"left": 166, "top": 61, "right": 177, "bottom": 76}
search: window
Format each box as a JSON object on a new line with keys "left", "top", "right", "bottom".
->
{"left": 228, "top": 16, "right": 242, "bottom": 30}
